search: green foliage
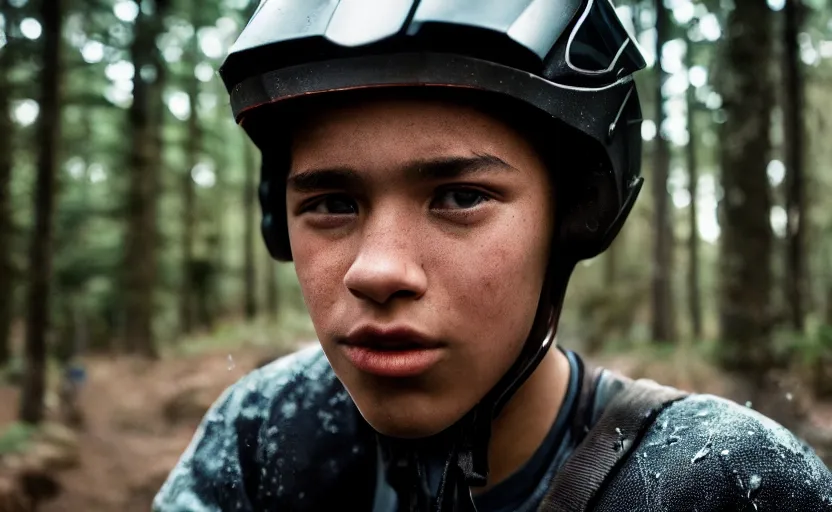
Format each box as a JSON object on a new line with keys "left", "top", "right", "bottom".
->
{"left": 0, "top": 355, "right": 24, "bottom": 385}
{"left": 1, "top": 0, "right": 282, "bottom": 352}
{"left": 163, "top": 312, "right": 315, "bottom": 358}
{"left": 779, "top": 324, "right": 832, "bottom": 366}
{"left": 0, "top": 422, "right": 38, "bottom": 455}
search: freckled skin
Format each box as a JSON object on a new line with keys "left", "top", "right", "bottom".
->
{"left": 286, "top": 98, "right": 555, "bottom": 439}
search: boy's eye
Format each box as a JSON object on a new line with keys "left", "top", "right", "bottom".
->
{"left": 307, "top": 194, "right": 358, "bottom": 215}
{"left": 431, "top": 189, "right": 490, "bottom": 210}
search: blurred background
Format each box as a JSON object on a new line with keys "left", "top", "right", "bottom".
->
{"left": 0, "top": 0, "right": 830, "bottom": 510}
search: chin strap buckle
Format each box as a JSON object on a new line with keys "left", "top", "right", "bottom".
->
{"left": 456, "top": 408, "right": 492, "bottom": 488}
{"left": 382, "top": 441, "right": 433, "bottom": 512}
{"left": 431, "top": 409, "right": 492, "bottom": 511}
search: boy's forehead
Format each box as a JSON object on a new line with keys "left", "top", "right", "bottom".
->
{"left": 288, "top": 96, "right": 530, "bottom": 173}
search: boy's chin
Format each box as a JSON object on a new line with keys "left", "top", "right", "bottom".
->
{"left": 365, "top": 416, "right": 450, "bottom": 440}
{"left": 355, "top": 399, "right": 466, "bottom": 440}
{"left": 341, "top": 375, "right": 482, "bottom": 440}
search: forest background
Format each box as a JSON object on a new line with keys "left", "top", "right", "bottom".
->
{"left": 1, "top": 0, "right": 832, "bottom": 510}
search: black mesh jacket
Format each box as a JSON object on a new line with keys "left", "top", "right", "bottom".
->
{"left": 153, "top": 346, "right": 832, "bottom": 511}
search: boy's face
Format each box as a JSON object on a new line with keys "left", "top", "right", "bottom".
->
{"left": 286, "top": 96, "right": 554, "bottom": 438}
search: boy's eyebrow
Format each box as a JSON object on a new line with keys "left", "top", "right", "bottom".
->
{"left": 404, "top": 153, "right": 517, "bottom": 180}
{"left": 286, "top": 153, "right": 515, "bottom": 192}
{"left": 286, "top": 167, "right": 362, "bottom": 192}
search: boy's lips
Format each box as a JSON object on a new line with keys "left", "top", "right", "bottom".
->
{"left": 338, "top": 325, "right": 446, "bottom": 377}
{"left": 341, "top": 324, "right": 444, "bottom": 350}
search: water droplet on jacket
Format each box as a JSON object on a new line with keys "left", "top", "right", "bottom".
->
{"left": 227, "top": 354, "right": 235, "bottom": 370}
{"left": 613, "top": 427, "right": 631, "bottom": 452}
{"left": 281, "top": 401, "right": 298, "bottom": 418}
{"left": 720, "top": 449, "right": 730, "bottom": 457}
{"left": 654, "top": 472, "right": 661, "bottom": 479}
{"left": 691, "top": 440, "right": 712, "bottom": 463}
{"left": 746, "top": 475, "right": 763, "bottom": 505}
{"left": 266, "top": 441, "right": 278, "bottom": 458}
{"left": 670, "top": 424, "right": 690, "bottom": 436}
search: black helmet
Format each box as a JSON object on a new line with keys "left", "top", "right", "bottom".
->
{"left": 221, "top": 0, "right": 645, "bottom": 509}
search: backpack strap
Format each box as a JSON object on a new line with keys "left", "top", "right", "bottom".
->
{"left": 537, "top": 369, "right": 689, "bottom": 512}
{"left": 567, "top": 361, "right": 605, "bottom": 447}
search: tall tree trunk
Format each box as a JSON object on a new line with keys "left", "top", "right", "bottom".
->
{"left": 717, "top": 1, "right": 775, "bottom": 372}
{"left": 243, "top": 138, "right": 258, "bottom": 320}
{"left": 0, "top": 0, "right": 14, "bottom": 366}
{"left": 124, "top": 0, "right": 169, "bottom": 358}
{"left": 826, "top": 240, "right": 832, "bottom": 325}
{"left": 651, "top": 0, "right": 676, "bottom": 343}
{"left": 20, "top": 0, "right": 62, "bottom": 424}
{"left": 210, "top": 80, "right": 227, "bottom": 315}
{"left": 685, "top": 41, "right": 703, "bottom": 340}
{"left": 783, "top": 0, "right": 807, "bottom": 333}
{"left": 827, "top": 280, "right": 832, "bottom": 326}
{"left": 179, "top": 30, "right": 201, "bottom": 335}
{"left": 629, "top": 0, "right": 640, "bottom": 35}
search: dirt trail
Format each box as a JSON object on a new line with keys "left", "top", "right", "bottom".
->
{"left": 0, "top": 346, "right": 292, "bottom": 512}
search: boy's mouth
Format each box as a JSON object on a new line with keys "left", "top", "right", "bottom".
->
{"left": 339, "top": 325, "right": 446, "bottom": 377}
{"left": 341, "top": 324, "right": 444, "bottom": 350}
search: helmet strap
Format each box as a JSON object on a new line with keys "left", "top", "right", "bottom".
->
{"left": 379, "top": 258, "right": 575, "bottom": 511}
